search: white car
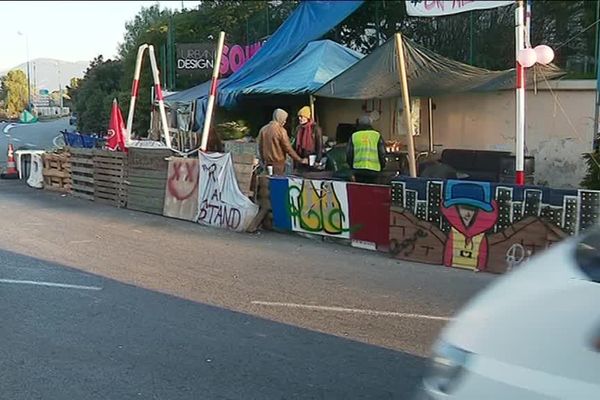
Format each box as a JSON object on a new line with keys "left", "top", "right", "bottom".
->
{"left": 419, "top": 229, "right": 600, "bottom": 399}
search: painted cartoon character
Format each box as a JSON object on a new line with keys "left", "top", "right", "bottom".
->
{"left": 441, "top": 181, "right": 498, "bottom": 271}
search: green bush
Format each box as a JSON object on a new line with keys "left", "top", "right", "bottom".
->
{"left": 581, "top": 151, "right": 600, "bottom": 190}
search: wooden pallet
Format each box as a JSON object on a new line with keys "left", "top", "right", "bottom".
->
{"left": 93, "top": 150, "right": 127, "bottom": 208}
{"left": 69, "top": 147, "right": 94, "bottom": 201}
{"left": 42, "top": 152, "right": 71, "bottom": 193}
{"left": 231, "top": 153, "right": 258, "bottom": 199}
{"left": 126, "top": 148, "right": 172, "bottom": 214}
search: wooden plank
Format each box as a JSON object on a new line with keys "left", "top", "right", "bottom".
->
{"left": 95, "top": 181, "right": 124, "bottom": 191}
{"left": 71, "top": 165, "right": 94, "bottom": 175}
{"left": 72, "top": 176, "right": 94, "bottom": 185}
{"left": 127, "top": 186, "right": 165, "bottom": 198}
{"left": 232, "top": 154, "right": 258, "bottom": 165}
{"left": 234, "top": 164, "right": 255, "bottom": 176}
{"left": 43, "top": 169, "right": 70, "bottom": 179}
{"left": 94, "top": 159, "right": 126, "bottom": 168}
{"left": 95, "top": 168, "right": 125, "bottom": 177}
{"left": 72, "top": 182, "right": 94, "bottom": 192}
{"left": 128, "top": 168, "right": 167, "bottom": 180}
{"left": 126, "top": 176, "right": 167, "bottom": 189}
{"left": 128, "top": 148, "right": 172, "bottom": 171}
{"left": 93, "top": 174, "right": 125, "bottom": 184}
{"left": 71, "top": 159, "right": 94, "bottom": 167}
{"left": 93, "top": 151, "right": 127, "bottom": 159}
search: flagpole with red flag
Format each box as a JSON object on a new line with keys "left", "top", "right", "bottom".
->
{"left": 107, "top": 98, "right": 127, "bottom": 152}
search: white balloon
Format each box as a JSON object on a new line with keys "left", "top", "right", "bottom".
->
{"left": 534, "top": 45, "right": 555, "bottom": 65}
{"left": 517, "top": 48, "right": 537, "bottom": 68}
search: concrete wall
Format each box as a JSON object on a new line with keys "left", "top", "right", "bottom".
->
{"left": 418, "top": 80, "right": 595, "bottom": 189}
{"left": 317, "top": 80, "right": 595, "bottom": 189}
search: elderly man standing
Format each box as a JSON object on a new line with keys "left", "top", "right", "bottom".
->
{"left": 258, "top": 108, "right": 307, "bottom": 175}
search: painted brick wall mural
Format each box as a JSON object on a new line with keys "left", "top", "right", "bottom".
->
{"left": 390, "top": 178, "right": 600, "bottom": 273}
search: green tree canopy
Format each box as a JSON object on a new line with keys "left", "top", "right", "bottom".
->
{"left": 70, "top": 56, "right": 124, "bottom": 133}
{"left": 1, "top": 70, "right": 29, "bottom": 116}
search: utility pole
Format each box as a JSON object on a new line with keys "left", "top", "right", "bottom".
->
{"left": 17, "top": 31, "right": 31, "bottom": 111}
{"left": 594, "top": 0, "right": 600, "bottom": 149}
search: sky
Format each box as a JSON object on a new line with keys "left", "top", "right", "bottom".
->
{"left": 0, "top": 1, "right": 201, "bottom": 70}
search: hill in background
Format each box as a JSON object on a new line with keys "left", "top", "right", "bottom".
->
{"left": 0, "top": 58, "right": 89, "bottom": 92}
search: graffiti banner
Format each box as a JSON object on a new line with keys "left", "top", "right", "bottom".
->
{"left": 197, "top": 152, "right": 258, "bottom": 232}
{"left": 405, "top": 1, "right": 513, "bottom": 17}
{"left": 163, "top": 157, "right": 199, "bottom": 221}
{"left": 270, "top": 177, "right": 351, "bottom": 239}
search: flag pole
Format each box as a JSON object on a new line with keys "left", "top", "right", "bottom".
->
{"left": 394, "top": 32, "right": 417, "bottom": 177}
{"left": 515, "top": 0, "right": 526, "bottom": 185}
{"left": 200, "top": 31, "right": 226, "bottom": 152}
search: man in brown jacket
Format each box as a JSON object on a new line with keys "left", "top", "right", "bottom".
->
{"left": 258, "top": 108, "right": 307, "bottom": 175}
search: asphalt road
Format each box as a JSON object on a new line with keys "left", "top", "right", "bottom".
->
{"left": 0, "top": 179, "right": 496, "bottom": 399}
{"left": 0, "top": 118, "right": 69, "bottom": 164}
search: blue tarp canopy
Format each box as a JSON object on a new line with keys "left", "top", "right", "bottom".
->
{"left": 163, "top": 79, "right": 227, "bottom": 105}
{"left": 164, "top": 39, "right": 361, "bottom": 105}
{"left": 239, "top": 40, "right": 362, "bottom": 96}
{"left": 175, "top": 0, "right": 364, "bottom": 129}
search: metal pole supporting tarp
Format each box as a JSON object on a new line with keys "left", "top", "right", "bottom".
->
{"left": 200, "top": 31, "right": 226, "bottom": 152}
{"left": 394, "top": 33, "right": 417, "bottom": 177}
{"left": 515, "top": 0, "right": 526, "bottom": 185}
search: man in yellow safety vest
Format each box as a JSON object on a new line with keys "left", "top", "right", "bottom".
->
{"left": 346, "top": 115, "right": 386, "bottom": 184}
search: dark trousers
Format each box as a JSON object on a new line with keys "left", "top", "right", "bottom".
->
{"left": 352, "top": 169, "right": 379, "bottom": 184}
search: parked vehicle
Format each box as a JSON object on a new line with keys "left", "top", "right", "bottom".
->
{"left": 419, "top": 228, "right": 600, "bottom": 399}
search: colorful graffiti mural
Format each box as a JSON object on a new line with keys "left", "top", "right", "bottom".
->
{"left": 390, "top": 178, "right": 600, "bottom": 273}
{"left": 269, "top": 178, "right": 391, "bottom": 249}
{"left": 271, "top": 178, "right": 350, "bottom": 238}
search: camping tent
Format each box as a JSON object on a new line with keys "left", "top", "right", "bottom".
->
{"left": 19, "top": 109, "right": 38, "bottom": 124}
{"left": 314, "top": 35, "right": 564, "bottom": 99}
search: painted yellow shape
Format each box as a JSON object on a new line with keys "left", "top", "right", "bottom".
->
{"left": 451, "top": 228, "right": 484, "bottom": 270}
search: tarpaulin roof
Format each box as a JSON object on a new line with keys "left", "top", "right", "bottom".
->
{"left": 164, "top": 79, "right": 227, "bottom": 105}
{"left": 165, "top": 40, "right": 361, "bottom": 105}
{"left": 217, "top": 0, "right": 364, "bottom": 107}
{"left": 315, "top": 35, "right": 565, "bottom": 99}
{"left": 239, "top": 40, "right": 363, "bottom": 96}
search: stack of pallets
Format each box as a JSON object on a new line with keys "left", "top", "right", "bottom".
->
{"left": 42, "top": 152, "right": 71, "bottom": 193}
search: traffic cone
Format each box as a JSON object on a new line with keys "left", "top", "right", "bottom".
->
{"left": 1, "top": 143, "right": 19, "bottom": 179}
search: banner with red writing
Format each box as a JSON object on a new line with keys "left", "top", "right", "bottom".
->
{"left": 406, "top": 0, "right": 513, "bottom": 17}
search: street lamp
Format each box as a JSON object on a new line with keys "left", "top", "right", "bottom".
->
{"left": 56, "top": 61, "right": 63, "bottom": 114}
{"left": 17, "top": 31, "right": 31, "bottom": 112}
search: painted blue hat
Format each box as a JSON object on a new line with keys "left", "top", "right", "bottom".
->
{"left": 443, "top": 180, "right": 493, "bottom": 212}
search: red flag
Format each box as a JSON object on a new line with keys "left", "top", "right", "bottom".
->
{"left": 107, "top": 98, "right": 127, "bottom": 152}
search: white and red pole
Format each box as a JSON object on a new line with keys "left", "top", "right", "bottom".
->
{"left": 148, "top": 45, "right": 172, "bottom": 149}
{"left": 200, "top": 31, "right": 226, "bottom": 152}
{"left": 126, "top": 44, "right": 148, "bottom": 145}
{"left": 515, "top": 0, "right": 526, "bottom": 185}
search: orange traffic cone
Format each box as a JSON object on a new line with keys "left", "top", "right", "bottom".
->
{"left": 1, "top": 143, "right": 19, "bottom": 179}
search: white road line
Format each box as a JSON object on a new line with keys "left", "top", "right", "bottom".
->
{"left": 12, "top": 138, "right": 20, "bottom": 142}
{"left": 0, "top": 278, "right": 102, "bottom": 291}
{"left": 251, "top": 301, "right": 452, "bottom": 321}
{"left": 52, "top": 134, "right": 63, "bottom": 147}
{"left": 25, "top": 143, "right": 36, "bottom": 147}
{"left": 68, "top": 240, "right": 93, "bottom": 244}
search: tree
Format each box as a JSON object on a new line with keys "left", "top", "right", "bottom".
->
{"left": 1, "top": 70, "right": 29, "bottom": 116}
{"left": 72, "top": 56, "right": 124, "bottom": 133}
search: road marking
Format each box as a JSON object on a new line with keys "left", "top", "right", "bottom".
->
{"left": 68, "top": 240, "right": 93, "bottom": 244}
{"left": 0, "top": 278, "right": 102, "bottom": 291}
{"left": 25, "top": 143, "right": 36, "bottom": 147}
{"left": 251, "top": 301, "right": 452, "bottom": 321}
{"left": 12, "top": 138, "right": 20, "bottom": 142}
{"left": 52, "top": 134, "right": 64, "bottom": 147}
